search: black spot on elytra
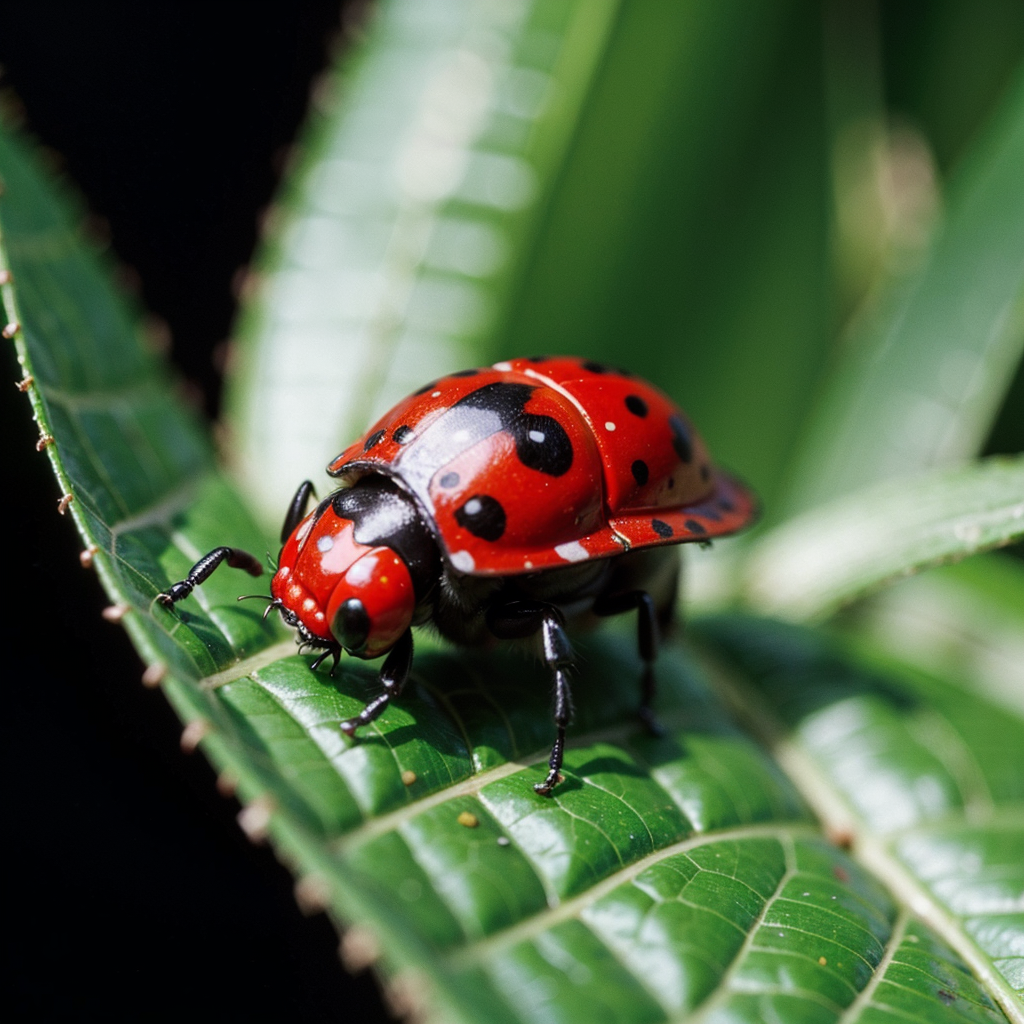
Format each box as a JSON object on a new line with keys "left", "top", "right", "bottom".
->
{"left": 452, "top": 368, "right": 479, "bottom": 377}
{"left": 517, "top": 418, "right": 573, "bottom": 476}
{"left": 581, "top": 360, "right": 608, "bottom": 374}
{"left": 387, "top": 382, "right": 574, "bottom": 496}
{"left": 455, "top": 494, "right": 506, "bottom": 541}
{"left": 458, "top": 383, "right": 573, "bottom": 476}
{"left": 652, "top": 519, "right": 673, "bottom": 538}
{"left": 393, "top": 425, "right": 414, "bottom": 445}
{"left": 363, "top": 429, "right": 386, "bottom": 451}
{"left": 669, "top": 415, "right": 692, "bottom": 462}
{"left": 718, "top": 497, "right": 735, "bottom": 512}
{"left": 526, "top": 355, "right": 548, "bottom": 363}
{"left": 631, "top": 460, "right": 649, "bottom": 486}
{"left": 625, "top": 394, "right": 648, "bottom": 417}
{"left": 439, "top": 471, "right": 459, "bottom": 488}
{"left": 413, "top": 379, "right": 439, "bottom": 395}
{"left": 684, "top": 518, "right": 706, "bottom": 535}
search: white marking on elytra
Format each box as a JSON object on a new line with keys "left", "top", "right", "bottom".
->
{"left": 493, "top": 361, "right": 512, "bottom": 371}
{"left": 431, "top": 391, "right": 441, "bottom": 398}
{"left": 554, "top": 541, "right": 589, "bottom": 562}
{"left": 605, "top": 421, "right": 616, "bottom": 431}
{"left": 450, "top": 550, "right": 475, "bottom": 572}
{"left": 317, "top": 535, "right": 334, "bottom": 552}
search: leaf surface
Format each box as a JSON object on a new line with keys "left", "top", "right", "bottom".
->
{"left": 697, "top": 614, "right": 1024, "bottom": 1019}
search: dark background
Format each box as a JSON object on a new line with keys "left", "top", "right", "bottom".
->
{"left": 2, "top": 2, "right": 1021, "bottom": 1021}
{"left": 2, "top": 3, "right": 390, "bottom": 1020}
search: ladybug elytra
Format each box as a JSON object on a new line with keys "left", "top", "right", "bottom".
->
{"left": 159, "top": 356, "right": 756, "bottom": 794}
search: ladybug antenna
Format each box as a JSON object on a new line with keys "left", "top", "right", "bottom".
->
{"left": 237, "top": 593, "right": 273, "bottom": 604}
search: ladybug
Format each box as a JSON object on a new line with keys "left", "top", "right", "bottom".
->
{"left": 159, "top": 356, "right": 756, "bottom": 794}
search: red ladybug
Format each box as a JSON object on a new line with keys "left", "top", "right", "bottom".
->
{"left": 159, "top": 356, "right": 756, "bottom": 794}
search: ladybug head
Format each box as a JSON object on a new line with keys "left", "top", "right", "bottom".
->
{"left": 270, "top": 478, "right": 433, "bottom": 661}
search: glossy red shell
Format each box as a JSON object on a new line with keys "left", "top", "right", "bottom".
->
{"left": 327, "top": 356, "right": 756, "bottom": 576}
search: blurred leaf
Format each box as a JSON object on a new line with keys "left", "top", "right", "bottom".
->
{"left": 6, "top": 105, "right": 1024, "bottom": 1022}
{"left": 496, "top": 0, "right": 832, "bottom": 513}
{"left": 785, "top": 66, "right": 1024, "bottom": 514}
{"left": 743, "top": 455, "right": 1024, "bottom": 621}
{"left": 229, "top": 0, "right": 833, "bottom": 524}
{"left": 855, "top": 554, "right": 1024, "bottom": 718}
{"left": 227, "top": 0, "right": 621, "bottom": 524}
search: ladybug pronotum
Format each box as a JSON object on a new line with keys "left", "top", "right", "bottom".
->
{"left": 160, "top": 356, "right": 756, "bottom": 794}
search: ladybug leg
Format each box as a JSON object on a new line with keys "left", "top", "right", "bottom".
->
{"left": 592, "top": 590, "right": 664, "bottom": 736}
{"left": 280, "top": 479, "right": 316, "bottom": 544}
{"left": 340, "top": 628, "right": 414, "bottom": 736}
{"left": 309, "top": 643, "right": 342, "bottom": 674}
{"left": 487, "top": 601, "right": 574, "bottom": 796}
{"left": 157, "top": 547, "right": 263, "bottom": 606}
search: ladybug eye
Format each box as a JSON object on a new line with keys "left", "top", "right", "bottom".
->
{"left": 335, "top": 598, "right": 370, "bottom": 653}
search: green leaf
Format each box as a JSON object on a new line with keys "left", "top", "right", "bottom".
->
{"left": 783, "top": 65, "right": 1024, "bottom": 514}
{"left": 227, "top": 0, "right": 834, "bottom": 523}
{"left": 742, "top": 455, "right": 1024, "bottom": 621}
{"left": 0, "top": 124, "right": 281, "bottom": 680}
{"left": 491, "top": 0, "right": 833, "bottom": 514}
{"left": 227, "top": 0, "right": 621, "bottom": 523}
{"left": 6, "top": 107, "right": 1023, "bottom": 1022}
{"left": 696, "top": 614, "right": 1024, "bottom": 1019}
{"left": 857, "top": 555, "right": 1024, "bottom": 719}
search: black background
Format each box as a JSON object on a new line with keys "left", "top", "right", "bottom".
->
{"left": 2, "top": 3, "right": 390, "bottom": 1020}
